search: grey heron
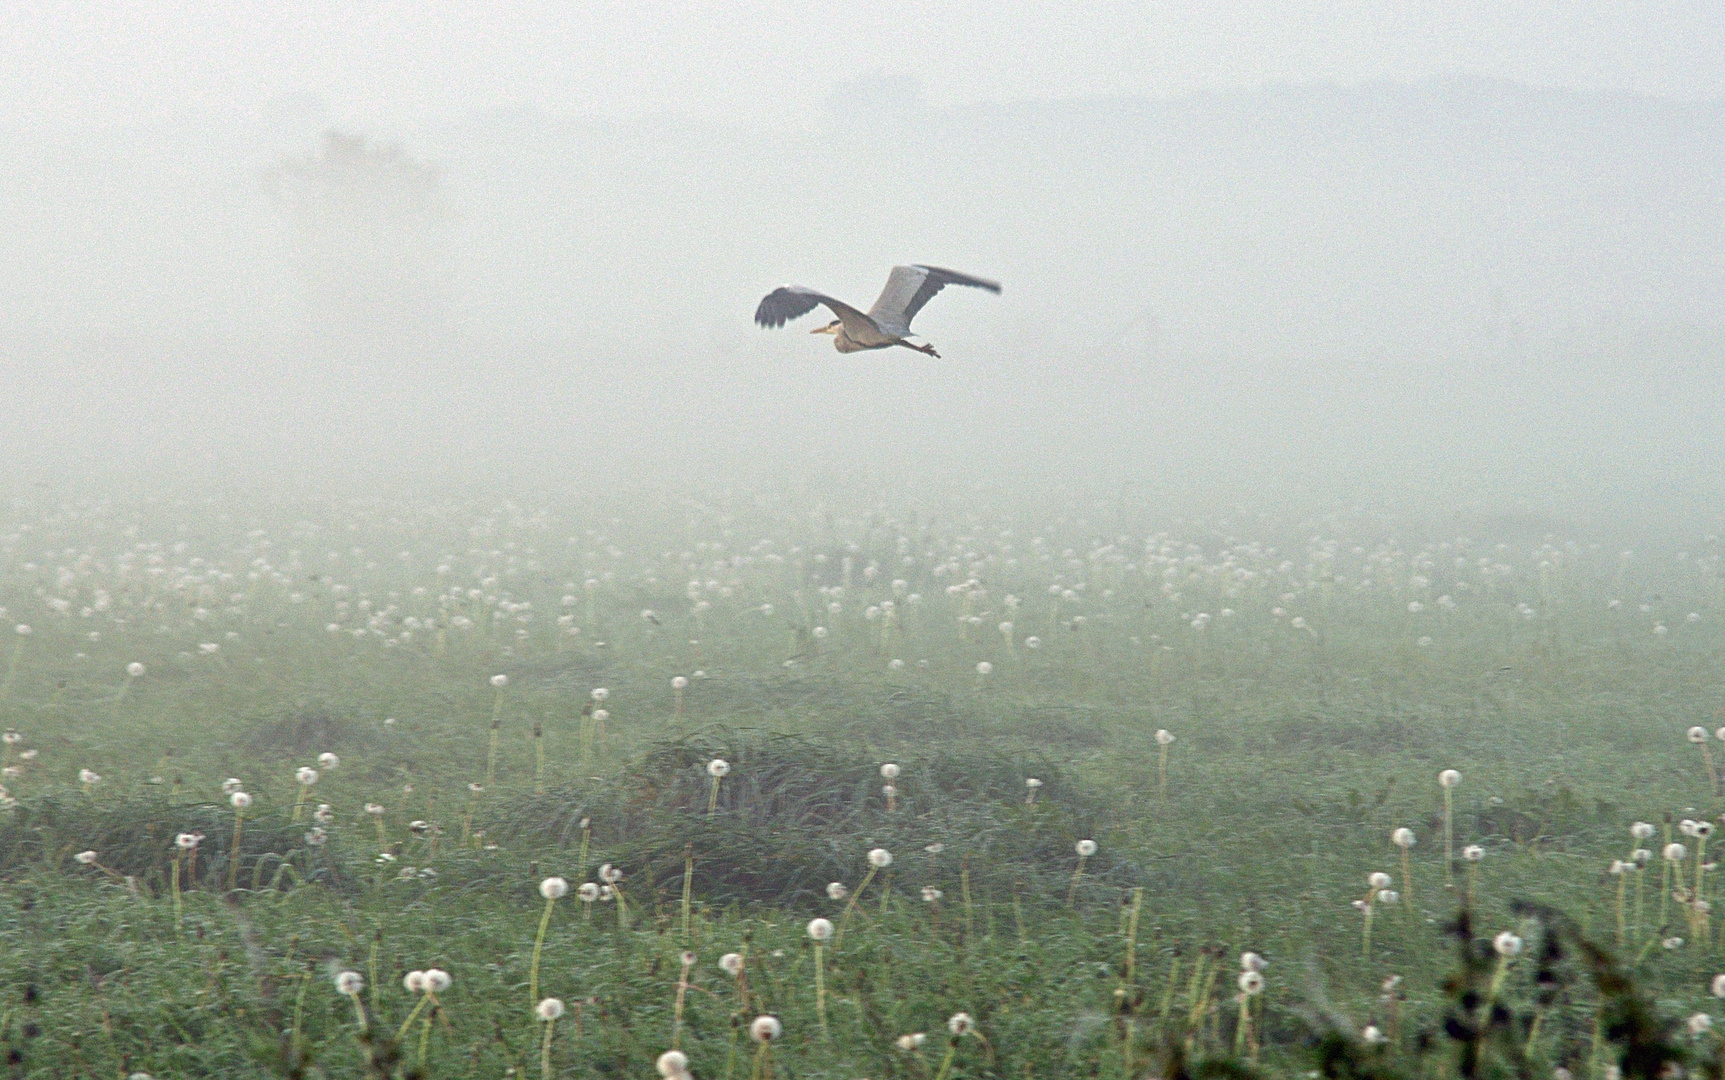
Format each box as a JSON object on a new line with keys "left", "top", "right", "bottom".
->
{"left": 754, "top": 264, "right": 1000, "bottom": 357}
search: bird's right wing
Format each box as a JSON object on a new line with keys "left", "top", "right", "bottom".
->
{"left": 868, "top": 265, "right": 1001, "bottom": 336}
{"left": 755, "top": 286, "right": 878, "bottom": 336}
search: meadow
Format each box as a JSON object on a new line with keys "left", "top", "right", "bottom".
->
{"left": 1, "top": 488, "right": 1721, "bottom": 1079}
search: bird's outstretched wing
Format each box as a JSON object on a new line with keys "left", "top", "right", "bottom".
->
{"left": 755, "top": 286, "right": 879, "bottom": 337}
{"left": 868, "top": 265, "right": 1001, "bottom": 336}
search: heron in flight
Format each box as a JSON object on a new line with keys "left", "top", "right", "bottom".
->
{"left": 754, "top": 264, "right": 1000, "bottom": 357}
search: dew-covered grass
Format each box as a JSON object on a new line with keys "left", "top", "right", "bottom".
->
{"left": 0, "top": 490, "right": 1721, "bottom": 1078}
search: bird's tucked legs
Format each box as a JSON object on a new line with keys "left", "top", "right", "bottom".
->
{"left": 908, "top": 342, "right": 941, "bottom": 358}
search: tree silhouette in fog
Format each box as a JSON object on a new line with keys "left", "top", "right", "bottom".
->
{"left": 264, "top": 131, "right": 453, "bottom": 360}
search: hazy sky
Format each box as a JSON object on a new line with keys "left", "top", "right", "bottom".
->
{"left": 3, "top": 1, "right": 1722, "bottom": 132}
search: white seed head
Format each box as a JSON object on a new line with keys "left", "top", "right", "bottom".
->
{"left": 1493, "top": 932, "right": 1523, "bottom": 957}
{"left": 403, "top": 970, "right": 426, "bottom": 993}
{"left": 947, "top": 1012, "right": 975, "bottom": 1036}
{"left": 921, "top": 886, "right": 943, "bottom": 903}
{"left": 536, "top": 997, "right": 565, "bottom": 1021}
{"left": 749, "top": 1015, "right": 782, "bottom": 1042}
{"left": 1238, "top": 970, "right": 1265, "bottom": 995}
{"left": 672, "top": 676, "right": 689, "bottom": 690}
{"left": 335, "top": 970, "right": 364, "bottom": 996}
{"left": 827, "top": 881, "right": 849, "bottom": 900}
{"left": 1392, "top": 828, "right": 1415, "bottom": 848}
{"left": 975, "top": 661, "right": 993, "bottom": 676}
{"left": 540, "top": 876, "right": 569, "bottom": 900}
{"left": 75, "top": 850, "right": 98, "bottom": 864}
{"left": 175, "top": 832, "right": 200, "bottom": 849}
{"left": 707, "top": 758, "right": 730, "bottom": 777}
{"left": 1463, "top": 844, "right": 1485, "bottom": 862}
{"left": 230, "top": 791, "right": 252, "bottom": 809}
{"left": 491, "top": 674, "right": 509, "bottom": 688}
{"left": 422, "top": 969, "right": 451, "bottom": 992}
{"left": 1369, "top": 871, "right": 1393, "bottom": 889}
{"left": 719, "top": 952, "right": 744, "bottom": 976}
{"left": 1711, "top": 974, "right": 1725, "bottom": 998}
{"left": 318, "top": 753, "right": 339, "bottom": 770}
{"left": 806, "top": 917, "right": 834, "bottom": 941}
{"left": 222, "top": 777, "right": 244, "bottom": 794}
{"left": 577, "top": 882, "right": 601, "bottom": 902}
{"left": 880, "top": 763, "right": 901, "bottom": 779}
{"left": 365, "top": 803, "right": 385, "bottom": 815}
{"left": 1377, "top": 889, "right": 1399, "bottom": 905}
{"left": 1240, "top": 951, "right": 1266, "bottom": 972}
{"left": 1632, "top": 822, "right": 1656, "bottom": 840}
{"left": 1692, "top": 726, "right": 1711, "bottom": 743}
{"left": 1155, "top": 729, "right": 1175, "bottom": 746}
{"left": 296, "top": 767, "right": 318, "bottom": 786}
{"left": 1362, "top": 1025, "right": 1387, "bottom": 1045}
{"left": 1666, "top": 936, "right": 1687, "bottom": 950}
{"left": 591, "top": 688, "right": 609, "bottom": 702}
{"left": 1439, "top": 769, "right": 1461, "bottom": 788}
{"left": 896, "top": 1033, "right": 927, "bottom": 1051}
{"left": 1667, "top": 843, "right": 1689, "bottom": 862}
{"left": 127, "top": 662, "right": 145, "bottom": 678}
{"left": 1025, "top": 777, "right": 1042, "bottom": 789}
{"left": 868, "top": 847, "right": 893, "bottom": 868}
{"left": 79, "top": 769, "right": 101, "bottom": 785}
{"left": 1076, "top": 839, "right": 1098, "bottom": 857}
{"left": 656, "top": 1050, "right": 690, "bottom": 1078}
{"left": 1690, "top": 1013, "right": 1714, "bottom": 1035}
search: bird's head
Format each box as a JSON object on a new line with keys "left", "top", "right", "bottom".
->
{"left": 810, "top": 320, "right": 841, "bottom": 336}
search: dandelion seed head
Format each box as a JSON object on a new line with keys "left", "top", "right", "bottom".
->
{"left": 719, "top": 952, "right": 744, "bottom": 975}
{"left": 868, "top": 848, "right": 893, "bottom": 868}
{"left": 750, "top": 1015, "right": 782, "bottom": 1042}
{"left": 656, "top": 1050, "right": 690, "bottom": 1078}
{"left": 1155, "top": 729, "right": 1175, "bottom": 746}
{"left": 1392, "top": 827, "right": 1415, "bottom": 848}
{"left": 335, "top": 971, "right": 364, "bottom": 996}
{"left": 126, "top": 662, "right": 145, "bottom": 678}
{"left": 540, "top": 877, "right": 568, "bottom": 900}
{"left": 880, "top": 763, "right": 901, "bottom": 779}
{"left": 1493, "top": 932, "right": 1523, "bottom": 957}
{"left": 1439, "top": 769, "right": 1461, "bottom": 788}
{"left": 1076, "top": 839, "right": 1098, "bottom": 857}
{"left": 1369, "top": 871, "right": 1393, "bottom": 889}
{"left": 1238, "top": 970, "right": 1265, "bottom": 995}
{"left": 947, "top": 1012, "right": 975, "bottom": 1036}
{"left": 707, "top": 758, "right": 730, "bottom": 777}
{"left": 536, "top": 997, "right": 565, "bottom": 1021}
{"left": 806, "top": 917, "right": 834, "bottom": 941}
{"left": 230, "top": 791, "right": 252, "bottom": 809}
{"left": 577, "top": 882, "right": 600, "bottom": 902}
{"left": 423, "top": 969, "right": 451, "bottom": 992}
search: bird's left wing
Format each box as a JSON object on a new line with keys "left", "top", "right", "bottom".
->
{"left": 869, "top": 265, "right": 1001, "bottom": 336}
{"left": 755, "top": 286, "right": 878, "bottom": 338}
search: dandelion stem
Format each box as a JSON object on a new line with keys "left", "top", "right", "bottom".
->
{"left": 541, "top": 1016, "right": 556, "bottom": 1078}
{"left": 529, "top": 894, "right": 557, "bottom": 1007}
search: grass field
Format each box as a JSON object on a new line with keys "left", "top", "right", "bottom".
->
{"left": 1, "top": 490, "right": 1721, "bottom": 1079}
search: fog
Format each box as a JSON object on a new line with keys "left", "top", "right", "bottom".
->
{"left": 2, "top": 11, "right": 1723, "bottom": 535}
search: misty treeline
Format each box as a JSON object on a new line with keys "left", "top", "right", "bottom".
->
{"left": 0, "top": 77, "right": 1719, "bottom": 516}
